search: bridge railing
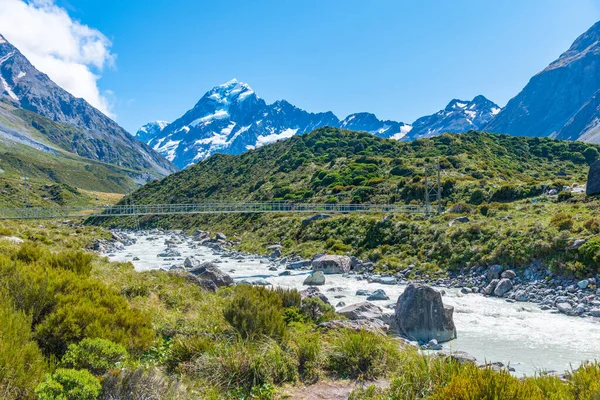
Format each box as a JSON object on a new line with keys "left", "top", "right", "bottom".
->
{"left": 0, "top": 202, "right": 428, "bottom": 220}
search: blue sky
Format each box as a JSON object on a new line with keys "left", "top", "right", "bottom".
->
{"left": 52, "top": 0, "right": 600, "bottom": 133}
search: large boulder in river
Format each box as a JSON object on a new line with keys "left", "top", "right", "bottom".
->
{"left": 338, "top": 302, "right": 383, "bottom": 320}
{"left": 189, "top": 262, "right": 234, "bottom": 287}
{"left": 486, "top": 265, "right": 503, "bottom": 282}
{"left": 493, "top": 278, "right": 513, "bottom": 297}
{"left": 587, "top": 160, "right": 600, "bottom": 196}
{"left": 303, "top": 271, "right": 326, "bottom": 286}
{"left": 394, "top": 284, "right": 457, "bottom": 343}
{"left": 312, "top": 255, "right": 352, "bottom": 274}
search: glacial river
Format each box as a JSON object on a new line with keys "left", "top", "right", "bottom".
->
{"left": 106, "top": 231, "right": 600, "bottom": 376}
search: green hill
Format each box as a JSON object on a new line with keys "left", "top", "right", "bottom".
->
{"left": 96, "top": 128, "right": 600, "bottom": 277}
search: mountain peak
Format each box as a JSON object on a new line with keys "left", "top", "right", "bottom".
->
{"left": 203, "top": 79, "right": 257, "bottom": 105}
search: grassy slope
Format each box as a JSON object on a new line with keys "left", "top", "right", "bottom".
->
{"left": 96, "top": 128, "right": 600, "bottom": 277}
{"left": 0, "top": 102, "right": 149, "bottom": 206}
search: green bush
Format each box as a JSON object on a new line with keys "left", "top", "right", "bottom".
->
{"left": 579, "top": 237, "right": 600, "bottom": 272}
{"left": 102, "top": 368, "right": 183, "bottom": 400}
{"left": 224, "top": 285, "right": 286, "bottom": 341}
{"left": 300, "top": 296, "right": 336, "bottom": 324}
{"left": 165, "top": 335, "right": 214, "bottom": 373}
{"left": 584, "top": 217, "right": 600, "bottom": 234}
{"left": 44, "top": 250, "right": 94, "bottom": 275}
{"left": 0, "top": 295, "right": 46, "bottom": 400}
{"left": 60, "top": 338, "right": 128, "bottom": 375}
{"left": 291, "top": 330, "right": 322, "bottom": 383}
{"left": 550, "top": 212, "right": 574, "bottom": 231}
{"left": 35, "top": 368, "right": 101, "bottom": 400}
{"left": 328, "top": 330, "right": 400, "bottom": 380}
{"left": 274, "top": 288, "right": 302, "bottom": 308}
{"left": 557, "top": 191, "right": 573, "bottom": 202}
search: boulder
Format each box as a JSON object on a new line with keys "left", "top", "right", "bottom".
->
{"left": 577, "top": 279, "right": 589, "bottom": 289}
{"left": 338, "top": 302, "right": 383, "bottom": 320}
{"left": 216, "top": 232, "right": 227, "bottom": 241}
{"left": 356, "top": 289, "right": 372, "bottom": 296}
{"left": 587, "top": 160, "right": 600, "bottom": 196}
{"left": 501, "top": 270, "right": 517, "bottom": 280}
{"left": 0, "top": 236, "right": 24, "bottom": 244}
{"left": 300, "top": 287, "right": 330, "bottom": 305}
{"left": 449, "top": 216, "right": 470, "bottom": 226}
{"left": 567, "top": 239, "right": 587, "bottom": 251}
{"left": 312, "top": 255, "right": 352, "bottom": 274}
{"left": 318, "top": 319, "right": 388, "bottom": 334}
{"left": 493, "top": 278, "right": 513, "bottom": 297}
{"left": 394, "top": 284, "right": 457, "bottom": 343}
{"left": 287, "top": 260, "right": 311, "bottom": 270}
{"left": 367, "top": 289, "right": 390, "bottom": 301}
{"left": 557, "top": 302, "right": 573, "bottom": 315}
{"left": 486, "top": 265, "right": 504, "bottom": 281}
{"left": 484, "top": 279, "right": 499, "bottom": 295}
{"left": 438, "top": 350, "right": 477, "bottom": 365}
{"left": 183, "top": 257, "right": 199, "bottom": 268}
{"left": 460, "top": 287, "right": 472, "bottom": 294}
{"left": 189, "top": 262, "right": 234, "bottom": 287}
{"left": 303, "top": 271, "right": 326, "bottom": 286}
{"left": 302, "top": 214, "right": 331, "bottom": 226}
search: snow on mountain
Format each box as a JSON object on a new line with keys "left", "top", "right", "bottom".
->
{"left": 403, "top": 95, "right": 500, "bottom": 141}
{"left": 135, "top": 120, "right": 169, "bottom": 145}
{"left": 339, "top": 112, "right": 412, "bottom": 140}
{"left": 139, "top": 79, "right": 497, "bottom": 168}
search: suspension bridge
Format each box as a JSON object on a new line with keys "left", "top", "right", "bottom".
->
{"left": 0, "top": 201, "right": 432, "bottom": 220}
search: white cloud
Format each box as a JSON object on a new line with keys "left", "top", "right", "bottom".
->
{"left": 0, "top": 0, "right": 116, "bottom": 117}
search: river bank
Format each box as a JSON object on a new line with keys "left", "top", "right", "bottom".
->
{"left": 99, "top": 228, "right": 600, "bottom": 377}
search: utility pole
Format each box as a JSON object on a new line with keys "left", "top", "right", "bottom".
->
{"left": 424, "top": 160, "right": 442, "bottom": 216}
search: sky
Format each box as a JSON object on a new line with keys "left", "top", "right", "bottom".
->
{"left": 1, "top": 0, "right": 600, "bottom": 133}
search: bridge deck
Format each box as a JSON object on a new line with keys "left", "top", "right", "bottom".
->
{"left": 0, "top": 202, "right": 429, "bottom": 220}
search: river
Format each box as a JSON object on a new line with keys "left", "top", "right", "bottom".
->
{"left": 105, "top": 231, "right": 600, "bottom": 376}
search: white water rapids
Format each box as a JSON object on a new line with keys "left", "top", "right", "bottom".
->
{"left": 105, "top": 232, "right": 600, "bottom": 376}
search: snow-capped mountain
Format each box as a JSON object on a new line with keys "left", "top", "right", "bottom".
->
{"left": 135, "top": 121, "right": 169, "bottom": 144}
{"left": 0, "top": 33, "right": 175, "bottom": 177}
{"left": 485, "top": 21, "right": 600, "bottom": 144}
{"left": 403, "top": 96, "right": 500, "bottom": 141}
{"left": 139, "top": 79, "right": 497, "bottom": 168}
{"left": 141, "top": 79, "right": 341, "bottom": 168}
{"left": 339, "top": 112, "right": 412, "bottom": 140}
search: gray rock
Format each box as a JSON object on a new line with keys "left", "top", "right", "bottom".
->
{"left": 302, "top": 214, "right": 331, "bottom": 226}
{"left": 486, "top": 265, "right": 504, "bottom": 281}
{"left": 312, "top": 255, "right": 352, "bottom": 274}
{"left": 501, "top": 270, "right": 517, "bottom": 280}
{"left": 426, "top": 339, "right": 442, "bottom": 350}
{"left": 587, "top": 160, "right": 600, "bottom": 196}
{"left": 568, "top": 239, "right": 587, "bottom": 250}
{"left": 449, "top": 216, "right": 470, "bottom": 226}
{"left": 318, "top": 319, "right": 388, "bottom": 334}
{"left": 189, "top": 262, "right": 234, "bottom": 287}
{"left": 216, "top": 232, "right": 227, "bottom": 241}
{"left": 460, "top": 287, "right": 472, "bottom": 294}
{"left": 494, "top": 278, "right": 513, "bottom": 297}
{"left": 300, "top": 286, "right": 330, "bottom": 305}
{"left": 303, "top": 271, "right": 326, "bottom": 286}
{"left": 557, "top": 302, "right": 573, "bottom": 315}
{"left": 336, "top": 302, "right": 346, "bottom": 308}
{"left": 356, "top": 289, "right": 372, "bottom": 296}
{"left": 590, "top": 308, "right": 600, "bottom": 317}
{"left": 484, "top": 279, "right": 499, "bottom": 295}
{"left": 438, "top": 350, "right": 477, "bottom": 365}
{"left": 279, "top": 270, "right": 291, "bottom": 276}
{"left": 367, "top": 289, "right": 390, "bottom": 301}
{"left": 0, "top": 236, "right": 24, "bottom": 244}
{"left": 338, "top": 302, "right": 383, "bottom": 320}
{"left": 394, "top": 284, "right": 457, "bottom": 343}
{"left": 578, "top": 279, "right": 590, "bottom": 289}
{"left": 287, "top": 260, "right": 311, "bottom": 270}
{"left": 268, "top": 266, "right": 278, "bottom": 271}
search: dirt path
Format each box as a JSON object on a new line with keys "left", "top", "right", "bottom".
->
{"left": 281, "top": 380, "right": 388, "bottom": 399}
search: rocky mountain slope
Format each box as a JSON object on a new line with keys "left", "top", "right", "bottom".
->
{"left": 0, "top": 34, "right": 176, "bottom": 178}
{"left": 403, "top": 96, "right": 500, "bottom": 141}
{"left": 485, "top": 21, "right": 600, "bottom": 143}
{"left": 137, "top": 80, "right": 497, "bottom": 168}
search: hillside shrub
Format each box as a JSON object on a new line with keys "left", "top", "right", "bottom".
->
{"left": 291, "top": 330, "right": 322, "bottom": 383}
{"left": 328, "top": 330, "right": 400, "bottom": 380}
{"left": 550, "top": 212, "right": 574, "bottom": 231}
{"left": 44, "top": 250, "right": 94, "bottom": 275}
{"left": 224, "top": 285, "right": 286, "bottom": 341}
{"left": 35, "top": 369, "right": 101, "bottom": 400}
{"left": 0, "top": 295, "right": 46, "bottom": 400}
{"left": 101, "top": 368, "right": 184, "bottom": 400}
{"left": 165, "top": 335, "right": 214, "bottom": 373}
{"left": 300, "top": 296, "right": 335, "bottom": 323}
{"left": 584, "top": 217, "right": 600, "bottom": 234}
{"left": 61, "top": 338, "right": 128, "bottom": 375}
{"left": 579, "top": 237, "right": 600, "bottom": 272}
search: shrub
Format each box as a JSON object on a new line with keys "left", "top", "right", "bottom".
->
{"left": 291, "top": 330, "right": 322, "bottom": 383}
{"left": 550, "top": 212, "right": 574, "bottom": 231}
{"left": 61, "top": 338, "right": 128, "bottom": 375}
{"left": 0, "top": 295, "right": 46, "bottom": 400}
{"left": 165, "top": 335, "right": 214, "bottom": 373}
{"left": 468, "top": 189, "right": 486, "bottom": 205}
{"left": 189, "top": 341, "right": 297, "bottom": 393}
{"left": 557, "top": 191, "right": 573, "bottom": 202}
{"left": 568, "top": 361, "right": 600, "bottom": 399}
{"left": 301, "top": 297, "right": 336, "bottom": 323}
{"left": 44, "top": 250, "right": 95, "bottom": 275}
{"left": 327, "top": 330, "right": 400, "bottom": 380}
{"left": 35, "top": 368, "right": 101, "bottom": 400}
{"left": 579, "top": 237, "right": 600, "bottom": 272}
{"left": 449, "top": 202, "right": 472, "bottom": 214}
{"left": 274, "top": 288, "right": 302, "bottom": 308}
{"left": 34, "top": 278, "right": 155, "bottom": 358}
{"left": 224, "top": 285, "right": 286, "bottom": 341}
{"left": 101, "top": 368, "right": 184, "bottom": 400}
{"left": 14, "top": 242, "right": 45, "bottom": 263}
{"left": 584, "top": 217, "right": 600, "bottom": 234}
